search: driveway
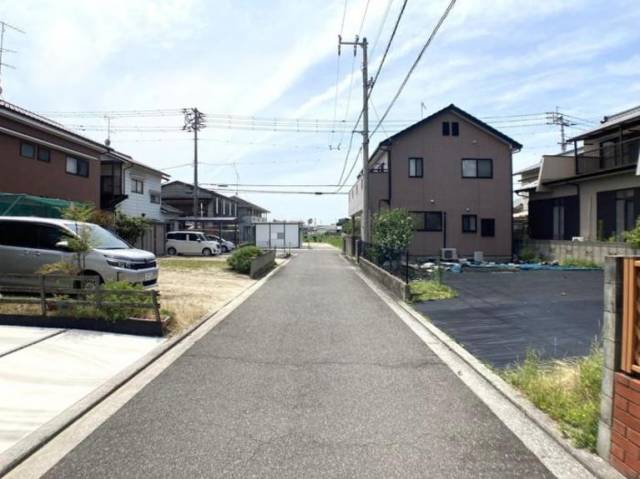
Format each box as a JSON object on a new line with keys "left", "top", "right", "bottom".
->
{"left": 415, "top": 270, "right": 603, "bottom": 368}
{"left": 38, "top": 250, "right": 552, "bottom": 478}
{"left": 0, "top": 326, "right": 164, "bottom": 454}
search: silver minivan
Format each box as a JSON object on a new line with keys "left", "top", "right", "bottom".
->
{"left": 0, "top": 216, "right": 159, "bottom": 287}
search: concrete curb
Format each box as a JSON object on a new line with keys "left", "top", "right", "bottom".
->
{"left": 0, "top": 258, "right": 290, "bottom": 478}
{"left": 342, "top": 253, "right": 622, "bottom": 478}
{"left": 397, "top": 302, "right": 623, "bottom": 479}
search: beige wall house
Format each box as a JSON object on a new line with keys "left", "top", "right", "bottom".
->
{"left": 349, "top": 104, "right": 522, "bottom": 260}
{"left": 518, "top": 105, "right": 640, "bottom": 241}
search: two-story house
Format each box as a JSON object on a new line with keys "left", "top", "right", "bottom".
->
{"left": 101, "top": 150, "right": 170, "bottom": 221}
{"left": 520, "top": 105, "right": 640, "bottom": 241}
{"left": 348, "top": 104, "right": 522, "bottom": 260}
{"left": 230, "top": 195, "right": 269, "bottom": 243}
{"left": 0, "top": 100, "right": 107, "bottom": 210}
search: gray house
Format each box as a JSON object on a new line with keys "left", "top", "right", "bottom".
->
{"left": 348, "top": 104, "right": 522, "bottom": 260}
{"left": 161, "top": 180, "right": 268, "bottom": 243}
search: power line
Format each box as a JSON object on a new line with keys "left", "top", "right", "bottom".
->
{"left": 368, "top": 0, "right": 408, "bottom": 97}
{"left": 372, "top": 0, "right": 457, "bottom": 137}
{"left": 208, "top": 187, "right": 348, "bottom": 195}
{"left": 329, "top": 0, "right": 350, "bottom": 149}
{"left": 203, "top": 183, "right": 347, "bottom": 187}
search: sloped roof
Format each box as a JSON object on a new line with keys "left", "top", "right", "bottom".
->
{"left": 569, "top": 104, "right": 640, "bottom": 141}
{"left": 230, "top": 195, "right": 269, "bottom": 213}
{"left": 0, "top": 99, "right": 108, "bottom": 152}
{"left": 107, "top": 150, "right": 169, "bottom": 179}
{"left": 380, "top": 104, "right": 523, "bottom": 151}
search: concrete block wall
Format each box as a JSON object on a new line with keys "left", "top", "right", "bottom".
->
{"left": 524, "top": 240, "right": 640, "bottom": 266}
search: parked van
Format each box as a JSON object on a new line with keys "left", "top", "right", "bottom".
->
{"left": 0, "top": 217, "right": 158, "bottom": 287}
{"left": 166, "top": 231, "right": 221, "bottom": 256}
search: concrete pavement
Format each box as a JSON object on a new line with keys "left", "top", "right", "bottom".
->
{"left": 0, "top": 327, "right": 164, "bottom": 454}
{"left": 41, "top": 250, "right": 554, "bottom": 478}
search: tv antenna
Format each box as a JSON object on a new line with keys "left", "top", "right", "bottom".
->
{"left": 0, "top": 21, "right": 25, "bottom": 97}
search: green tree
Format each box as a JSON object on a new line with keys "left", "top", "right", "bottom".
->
{"left": 114, "top": 213, "right": 149, "bottom": 245}
{"left": 372, "top": 209, "right": 414, "bottom": 251}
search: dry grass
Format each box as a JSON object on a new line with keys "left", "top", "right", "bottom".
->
{"left": 158, "top": 258, "right": 255, "bottom": 335}
{"left": 0, "top": 302, "right": 42, "bottom": 315}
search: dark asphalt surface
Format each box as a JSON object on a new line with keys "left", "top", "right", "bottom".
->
{"left": 416, "top": 270, "right": 603, "bottom": 368}
{"left": 45, "top": 250, "right": 552, "bottom": 478}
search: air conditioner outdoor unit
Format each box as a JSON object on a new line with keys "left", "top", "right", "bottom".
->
{"left": 441, "top": 248, "right": 458, "bottom": 261}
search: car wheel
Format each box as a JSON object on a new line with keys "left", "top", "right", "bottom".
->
{"left": 221, "top": 245, "right": 228, "bottom": 253}
{"left": 167, "top": 247, "right": 177, "bottom": 256}
{"left": 74, "top": 272, "right": 103, "bottom": 292}
{"left": 202, "top": 248, "right": 212, "bottom": 257}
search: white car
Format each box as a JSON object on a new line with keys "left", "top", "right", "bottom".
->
{"left": 206, "top": 235, "right": 235, "bottom": 253}
{"left": 166, "top": 231, "right": 221, "bottom": 256}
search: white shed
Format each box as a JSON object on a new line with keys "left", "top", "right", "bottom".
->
{"left": 255, "top": 222, "right": 302, "bottom": 249}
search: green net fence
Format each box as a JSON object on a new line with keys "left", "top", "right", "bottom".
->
{"left": 0, "top": 193, "right": 83, "bottom": 218}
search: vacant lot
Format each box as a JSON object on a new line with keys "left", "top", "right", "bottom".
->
{"left": 157, "top": 257, "right": 255, "bottom": 334}
{"left": 415, "top": 270, "right": 603, "bottom": 368}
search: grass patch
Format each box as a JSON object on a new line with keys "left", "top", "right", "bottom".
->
{"left": 158, "top": 258, "right": 228, "bottom": 271}
{"left": 560, "top": 257, "right": 600, "bottom": 269}
{"left": 305, "top": 233, "right": 343, "bottom": 249}
{"left": 501, "top": 348, "right": 603, "bottom": 451}
{"left": 409, "top": 280, "right": 457, "bottom": 302}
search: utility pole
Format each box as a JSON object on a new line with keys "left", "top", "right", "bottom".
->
{"left": 183, "top": 108, "right": 206, "bottom": 221}
{"left": 0, "top": 20, "right": 25, "bottom": 97}
{"left": 339, "top": 35, "right": 370, "bottom": 242}
{"left": 547, "top": 107, "right": 574, "bottom": 152}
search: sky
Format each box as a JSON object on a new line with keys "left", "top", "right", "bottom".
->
{"left": 0, "top": 0, "right": 639, "bottom": 224}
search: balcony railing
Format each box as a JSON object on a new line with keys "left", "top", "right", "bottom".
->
{"left": 576, "top": 138, "right": 640, "bottom": 175}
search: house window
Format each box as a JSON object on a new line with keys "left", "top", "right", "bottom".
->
{"left": 462, "top": 158, "right": 493, "bottom": 178}
{"left": 66, "top": 156, "right": 89, "bottom": 177}
{"left": 442, "top": 122, "right": 450, "bottom": 136}
{"left": 481, "top": 218, "right": 495, "bottom": 237}
{"left": 408, "top": 157, "right": 423, "bottom": 177}
{"left": 616, "top": 189, "right": 635, "bottom": 236}
{"left": 149, "top": 191, "right": 161, "bottom": 204}
{"left": 37, "top": 146, "right": 51, "bottom": 162}
{"left": 425, "top": 212, "right": 443, "bottom": 231}
{"left": 131, "top": 178, "right": 144, "bottom": 194}
{"left": 20, "top": 142, "right": 36, "bottom": 159}
{"left": 451, "top": 122, "right": 459, "bottom": 136}
{"left": 462, "top": 214, "right": 477, "bottom": 233}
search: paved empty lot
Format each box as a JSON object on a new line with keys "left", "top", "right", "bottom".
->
{"left": 415, "top": 270, "right": 603, "bottom": 368}
{"left": 41, "top": 250, "right": 552, "bottom": 478}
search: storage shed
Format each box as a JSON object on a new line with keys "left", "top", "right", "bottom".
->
{"left": 255, "top": 222, "right": 302, "bottom": 249}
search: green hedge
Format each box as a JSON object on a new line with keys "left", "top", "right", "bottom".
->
{"left": 227, "top": 245, "right": 263, "bottom": 274}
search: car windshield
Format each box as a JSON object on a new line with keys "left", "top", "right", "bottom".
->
{"left": 64, "top": 222, "right": 130, "bottom": 250}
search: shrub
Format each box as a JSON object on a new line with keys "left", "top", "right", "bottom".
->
{"left": 518, "top": 246, "right": 540, "bottom": 263}
{"left": 60, "top": 281, "right": 154, "bottom": 322}
{"left": 114, "top": 213, "right": 149, "bottom": 245}
{"left": 624, "top": 218, "right": 640, "bottom": 248}
{"left": 227, "top": 245, "right": 263, "bottom": 274}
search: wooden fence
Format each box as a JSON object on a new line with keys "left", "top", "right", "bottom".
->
{"left": 0, "top": 274, "right": 161, "bottom": 322}
{"left": 622, "top": 259, "right": 640, "bottom": 373}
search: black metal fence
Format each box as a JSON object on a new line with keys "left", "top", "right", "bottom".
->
{"left": 359, "top": 242, "right": 443, "bottom": 284}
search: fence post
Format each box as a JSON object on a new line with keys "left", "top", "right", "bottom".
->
{"left": 152, "top": 290, "right": 161, "bottom": 323}
{"left": 40, "top": 275, "right": 47, "bottom": 317}
{"left": 95, "top": 286, "right": 102, "bottom": 312}
{"left": 405, "top": 251, "right": 409, "bottom": 284}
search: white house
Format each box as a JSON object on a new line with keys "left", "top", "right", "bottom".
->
{"left": 101, "top": 150, "right": 169, "bottom": 221}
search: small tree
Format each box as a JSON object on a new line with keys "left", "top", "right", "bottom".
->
{"left": 372, "top": 209, "right": 414, "bottom": 251}
{"left": 114, "top": 213, "right": 149, "bottom": 245}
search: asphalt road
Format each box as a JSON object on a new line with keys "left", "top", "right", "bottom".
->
{"left": 416, "top": 270, "right": 603, "bottom": 368}
{"left": 44, "top": 250, "right": 552, "bottom": 478}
